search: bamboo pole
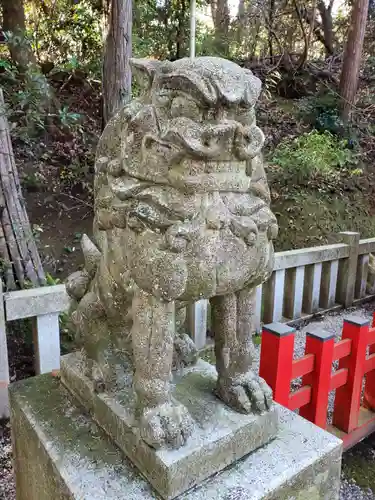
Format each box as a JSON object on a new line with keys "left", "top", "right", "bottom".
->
{"left": 0, "top": 89, "right": 45, "bottom": 289}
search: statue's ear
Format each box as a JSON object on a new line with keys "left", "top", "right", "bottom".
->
{"left": 243, "top": 68, "right": 262, "bottom": 103}
{"left": 130, "top": 59, "right": 170, "bottom": 91}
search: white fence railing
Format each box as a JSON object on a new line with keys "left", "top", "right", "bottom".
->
{"left": 1, "top": 231, "right": 375, "bottom": 419}
{"left": 186, "top": 232, "right": 375, "bottom": 349}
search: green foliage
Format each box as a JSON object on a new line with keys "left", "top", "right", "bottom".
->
{"left": 133, "top": 0, "right": 206, "bottom": 60}
{"left": 1, "top": 61, "right": 52, "bottom": 139}
{"left": 29, "top": 0, "right": 102, "bottom": 75}
{"left": 271, "top": 130, "right": 357, "bottom": 180}
{"left": 58, "top": 106, "right": 82, "bottom": 132}
{"left": 0, "top": 56, "right": 84, "bottom": 141}
{"left": 45, "top": 273, "right": 62, "bottom": 286}
{"left": 298, "top": 91, "right": 345, "bottom": 135}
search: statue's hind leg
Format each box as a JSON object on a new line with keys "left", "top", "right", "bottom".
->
{"left": 132, "top": 287, "right": 194, "bottom": 449}
{"left": 212, "top": 287, "right": 273, "bottom": 414}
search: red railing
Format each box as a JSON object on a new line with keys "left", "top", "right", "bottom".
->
{"left": 259, "top": 313, "right": 375, "bottom": 450}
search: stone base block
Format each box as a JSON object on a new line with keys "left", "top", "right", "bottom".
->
{"left": 10, "top": 374, "right": 342, "bottom": 500}
{"left": 60, "top": 353, "right": 278, "bottom": 499}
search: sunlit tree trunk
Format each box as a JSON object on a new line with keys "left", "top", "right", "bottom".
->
{"left": 340, "top": 0, "right": 369, "bottom": 121}
{"left": 211, "top": 0, "right": 230, "bottom": 56}
{"left": 317, "top": 0, "right": 335, "bottom": 56}
{"left": 102, "top": 0, "right": 132, "bottom": 127}
{"left": 1, "top": 0, "right": 36, "bottom": 69}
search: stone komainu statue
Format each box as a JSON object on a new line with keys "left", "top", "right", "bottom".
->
{"left": 66, "top": 57, "right": 278, "bottom": 450}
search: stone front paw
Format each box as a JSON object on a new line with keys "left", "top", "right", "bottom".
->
{"left": 173, "top": 333, "right": 199, "bottom": 369}
{"left": 140, "top": 401, "right": 194, "bottom": 450}
{"left": 217, "top": 372, "right": 273, "bottom": 414}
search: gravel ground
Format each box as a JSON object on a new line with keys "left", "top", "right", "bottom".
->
{"left": 2, "top": 304, "right": 375, "bottom": 499}
{"left": 0, "top": 422, "right": 12, "bottom": 500}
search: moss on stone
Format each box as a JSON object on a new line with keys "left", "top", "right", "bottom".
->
{"left": 341, "top": 436, "right": 375, "bottom": 493}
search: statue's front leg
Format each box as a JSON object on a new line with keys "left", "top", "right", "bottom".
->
{"left": 212, "top": 287, "right": 273, "bottom": 414}
{"left": 132, "top": 287, "right": 194, "bottom": 449}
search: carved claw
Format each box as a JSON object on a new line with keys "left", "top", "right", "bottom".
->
{"left": 164, "top": 222, "right": 200, "bottom": 252}
{"left": 140, "top": 401, "right": 194, "bottom": 449}
{"left": 173, "top": 333, "right": 199, "bottom": 369}
{"left": 217, "top": 372, "right": 273, "bottom": 414}
{"left": 230, "top": 217, "right": 258, "bottom": 247}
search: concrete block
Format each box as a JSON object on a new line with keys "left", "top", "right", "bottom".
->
{"left": 60, "top": 353, "right": 278, "bottom": 499}
{"left": 5, "top": 284, "right": 69, "bottom": 321}
{"left": 10, "top": 374, "right": 343, "bottom": 500}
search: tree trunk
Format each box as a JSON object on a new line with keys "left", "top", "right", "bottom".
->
{"left": 340, "top": 0, "right": 369, "bottom": 121}
{"left": 175, "top": 0, "right": 188, "bottom": 60}
{"left": 211, "top": 0, "right": 230, "bottom": 56}
{"left": 267, "top": 0, "right": 275, "bottom": 61}
{"left": 317, "top": 0, "right": 335, "bottom": 56}
{"left": 102, "top": 0, "right": 132, "bottom": 128}
{"left": 0, "top": 90, "right": 45, "bottom": 290}
{"left": 1, "top": 0, "right": 36, "bottom": 70}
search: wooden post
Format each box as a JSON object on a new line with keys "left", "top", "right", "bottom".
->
{"left": 332, "top": 316, "right": 369, "bottom": 433}
{"left": 299, "top": 328, "right": 335, "bottom": 428}
{"left": 259, "top": 323, "right": 295, "bottom": 407}
{"left": 0, "top": 281, "right": 9, "bottom": 418}
{"left": 363, "top": 312, "right": 375, "bottom": 410}
{"left": 336, "top": 232, "right": 360, "bottom": 307}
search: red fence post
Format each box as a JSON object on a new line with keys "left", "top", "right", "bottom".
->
{"left": 363, "top": 312, "right": 375, "bottom": 410}
{"left": 299, "top": 328, "right": 335, "bottom": 428}
{"left": 332, "top": 316, "right": 370, "bottom": 433}
{"left": 259, "top": 323, "right": 295, "bottom": 408}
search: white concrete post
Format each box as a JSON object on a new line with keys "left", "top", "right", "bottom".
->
{"left": 284, "top": 266, "right": 305, "bottom": 320}
{"left": 355, "top": 253, "right": 369, "bottom": 299}
{"left": 303, "top": 263, "right": 323, "bottom": 314}
{"left": 0, "top": 281, "right": 9, "bottom": 419}
{"left": 190, "top": 0, "right": 196, "bottom": 58}
{"left": 320, "top": 260, "right": 339, "bottom": 309}
{"left": 188, "top": 300, "right": 208, "bottom": 350}
{"left": 33, "top": 313, "right": 61, "bottom": 374}
{"left": 336, "top": 231, "right": 360, "bottom": 307}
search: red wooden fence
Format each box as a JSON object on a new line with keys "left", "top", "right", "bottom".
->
{"left": 259, "top": 313, "right": 375, "bottom": 450}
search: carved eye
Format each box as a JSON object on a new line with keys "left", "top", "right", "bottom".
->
{"left": 170, "top": 96, "right": 201, "bottom": 120}
{"left": 155, "top": 92, "right": 171, "bottom": 108}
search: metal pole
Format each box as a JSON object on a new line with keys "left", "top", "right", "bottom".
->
{"left": 190, "top": 0, "right": 196, "bottom": 58}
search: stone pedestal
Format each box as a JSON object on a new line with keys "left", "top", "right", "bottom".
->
{"left": 60, "top": 353, "right": 278, "bottom": 499}
{"left": 10, "top": 374, "right": 342, "bottom": 500}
